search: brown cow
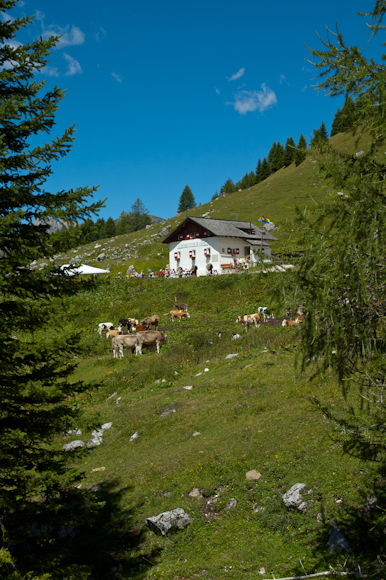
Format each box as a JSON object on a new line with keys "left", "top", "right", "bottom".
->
{"left": 170, "top": 309, "right": 190, "bottom": 321}
{"left": 140, "top": 315, "right": 159, "bottom": 330}
{"left": 235, "top": 313, "right": 260, "bottom": 331}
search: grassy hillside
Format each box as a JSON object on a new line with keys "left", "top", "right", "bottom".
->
{"left": 49, "top": 128, "right": 375, "bottom": 278}
{"left": 37, "top": 273, "right": 385, "bottom": 579}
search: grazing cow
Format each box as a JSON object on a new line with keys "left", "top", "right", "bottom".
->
{"left": 175, "top": 302, "right": 188, "bottom": 312}
{"left": 170, "top": 309, "right": 190, "bottom": 321}
{"left": 140, "top": 315, "right": 159, "bottom": 330}
{"left": 235, "top": 313, "right": 260, "bottom": 331}
{"left": 118, "top": 318, "right": 133, "bottom": 331}
{"left": 135, "top": 330, "right": 168, "bottom": 354}
{"left": 294, "top": 316, "right": 304, "bottom": 324}
{"left": 282, "top": 319, "right": 299, "bottom": 327}
{"left": 97, "top": 322, "right": 114, "bottom": 336}
{"left": 258, "top": 306, "right": 274, "bottom": 321}
{"left": 130, "top": 325, "right": 149, "bottom": 332}
{"left": 112, "top": 334, "right": 139, "bottom": 358}
{"left": 106, "top": 326, "right": 124, "bottom": 339}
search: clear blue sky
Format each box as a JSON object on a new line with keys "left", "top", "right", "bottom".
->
{"left": 6, "top": 0, "right": 379, "bottom": 220}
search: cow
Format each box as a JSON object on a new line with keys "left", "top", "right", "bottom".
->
{"left": 282, "top": 319, "right": 299, "bottom": 327}
{"left": 235, "top": 313, "right": 260, "bottom": 331}
{"left": 135, "top": 330, "right": 168, "bottom": 354}
{"left": 170, "top": 309, "right": 190, "bottom": 321}
{"left": 258, "top": 306, "right": 274, "bottom": 321}
{"left": 130, "top": 325, "right": 149, "bottom": 332}
{"left": 111, "top": 334, "right": 139, "bottom": 358}
{"left": 140, "top": 315, "right": 159, "bottom": 330}
{"left": 97, "top": 322, "right": 114, "bottom": 336}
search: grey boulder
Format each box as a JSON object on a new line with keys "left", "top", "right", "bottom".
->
{"left": 63, "top": 440, "right": 85, "bottom": 451}
{"left": 146, "top": 508, "right": 191, "bottom": 536}
{"left": 282, "top": 483, "right": 310, "bottom": 512}
{"left": 327, "top": 525, "right": 352, "bottom": 553}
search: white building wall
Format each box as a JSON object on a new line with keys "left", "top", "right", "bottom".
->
{"left": 168, "top": 236, "right": 271, "bottom": 276}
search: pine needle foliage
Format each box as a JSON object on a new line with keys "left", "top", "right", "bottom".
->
{"left": 295, "top": 2, "right": 386, "bottom": 463}
{"left": 0, "top": 0, "right": 104, "bottom": 574}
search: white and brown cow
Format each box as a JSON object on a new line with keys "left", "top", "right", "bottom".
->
{"left": 235, "top": 313, "right": 260, "bottom": 331}
{"left": 170, "top": 309, "right": 190, "bottom": 321}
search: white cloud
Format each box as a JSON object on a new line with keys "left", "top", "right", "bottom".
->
{"left": 228, "top": 84, "right": 277, "bottom": 115}
{"left": 63, "top": 53, "right": 82, "bottom": 76}
{"left": 302, "top": 65, "right": 312, "bottom": 73}
{"left": 301, "top": 85, "right": 307, "bottom": 92}
{"left": 41, "top": 65, "right": 59, "bottom": 77}
{"left": 227, "top": 67, "right": 245, "bottom": 82}
{"left": 112, "top": 72, "right": 123, "bottom": 83}
{"left": 215, "top": 87, "right": 220, "bottom": 95}
{"left": 2, "top": 12, "right": 15, "bottom": 23}
{"left": 279, "top": 74, "right": 286, "bottom": 84}
{"left": 95, "top": 27, "right": 107, "bottom": 41}
{"left": 36, "top": 12, "right": 85, "bottom": 49}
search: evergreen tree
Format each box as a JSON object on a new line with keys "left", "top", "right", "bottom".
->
{"left": 330, "top": 106, "right": 342, "bottom": 136}
{"left": 294, "top": 133, "right": 307, "bottom": 166}
{"left": 267, "top": 141, "right": 277, "bottom": 165}
{"left": 339, "top": 95, "right": 356, "bottom": 132}
{"left": 271, "top": 142, "right": 285, "bottom": 172}
{"left": 283, "top": 136, "right": 296, "bottom": 166}
{"left": 128, "top": 197, "right": 151, "bottom": 231}
{"left": 259, "top": 157, "right": 271, "bottom": 181}
{"left": 319, "top": 120, "right": 329, "bottom": 140}
{"left": 0, "top": 1, "right": 103, "bottom": 574}
{"left": 104, "top": 216, "right": 117, "bottom": 237}
{"left": 177, "top": 185, "right": 196, "bottom": 212}
{"left": 255, "top": 158, "right": 262, "bottom": 180}
{"left": 220, "top": 178, "right": 236, "bottom": 194}
{"left": 247, "top": 170, "right": 256, "bottom": 187}
{"left": 293, "top": 1, "right": 386, "bottom": 463}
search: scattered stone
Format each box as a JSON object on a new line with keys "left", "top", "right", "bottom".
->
{"left": 86, "top": 438, "right": 102, "bottom": 448}
{"left": 115, "top": 397, "right": 122, "bottom": 404}
{"left": 316, "top": 513, "right": 323, "bottom": 522}
{"left": 189, "top": 487, "right": 203, "bottom": 498}
{"left": 226, "top": 353, "right": 239, "bottom": 359}
{"left": 193, "top": 432, "right": 201, "bottom": 437}
{"left": 97, "top": 253, "right": 106, "bottom": 261}
{"left": 66, "top": 428, "right": 82, "bottom": 436}
{"left": 366, "top": 495, "right": 378, "bottom": 509}
{"left": 196, "top": 372, "right": 202, "bottom": 376}
{"left": 91, "top": 467, "right": 106, "bottom": 473}
{"left": 231, "top": 334, "right": 242, "bottom": 341}
{"left": 258, "top": 568, "right": 266, "bottom": 575}
{"left": 204, "top": 368, "right": 209, "bottom": 372}
{"left": 327, "top": 525, "right": 352, "bottom": 553}
{"left": 154, "top": 379, "right": 161, "bottom": 384}
{"left": 225, "top": 498, "right": 237, "bottom": 512}
{"left": 183, "top": 386, "right": 193, "bottom": 390}
{"left": 88, "top": 486, "right": 103, "bottom": 493}
{"left": 246, "top": 470, "right": 262, "bottom": 481}
{"left": 101, "top": 422, "right": 112, "bottom": 431}
{"left": 63, "top": 440, "right": 85, "bottom": 451}
{"left": 130, "top": 432, "right": 139, "bottom": 442}
{"left": 145, "top": 508, "right": 191, "bottom": 536}
{"left": 252, "top": 503, "right": 265, "bottom": 513}
{"left": 160, "top": 408, "right": 176, "bottom": 417}
{"left": 282, "top": 483, "right": 310, "bottom": 512}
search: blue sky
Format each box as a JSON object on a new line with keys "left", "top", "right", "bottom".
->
{"left": 6, "top": 0, "right": 379, "bottom": 220}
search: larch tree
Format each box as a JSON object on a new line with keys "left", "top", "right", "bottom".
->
{"left": 0, "top": 1, "right": 104, "bottom": 576}
{"left": 294, "top": 133, "right": 307, "bottom": 166}
{"left": 177, "top": 185, "right": 196, "bottom": 212}
{"left": 294, "top": 0, "right": 386, "bottom": 465}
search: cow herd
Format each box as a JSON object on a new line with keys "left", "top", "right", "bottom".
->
{"left": 97, "top": 304, "right": 304, "bottom": 360}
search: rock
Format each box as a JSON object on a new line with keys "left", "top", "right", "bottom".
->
{"left": 246, "top": 470, "right": 261, "bottom": 481}
{"left": 86, "top": 438, "right": 102, "bottom": 448}
{"left": 231, "top": 334, "right": 242, "bottom": 341}
{"left": 115, "top": 397, "right": 122, "bottom": 404}
{"left": 252, "top": 503, "right": 265, "bottom": 513}
{"left": 204, "top": 368, "right": 209, "bottom": 372}
{"left": 195, "top": 372, "right": 202, "bottom": 376}
{"left": 327, "top": 525, "right": 352, "bottom": 553}
{"left": 160, "top": 408, "right": 176, "bottom": 417}
{"left": 183, "top": 386, "right": 193, "bottom": 390}
{"left": 91, "top": 467, "right": 106, "bottom": 473}
{"left": 101, "top": 422, "right": 113, "bottom": 431}
{"left": 225, "top": 498, "right": 237, "bottom": 512}
{"left": 63, "top": 440, "right": 85, "bottom": 451}
{"left": 97, "top": 253, "right": 106, "bottom": 261}
{"left": 106, "top": 391, "right": 117, "bottom": 401}
{"left": 145, "top": 508, "right": 191, "bottom": 536}
{"left": 189, "top": 487, "right": 203, "bottom": 498}
{"left": 130, "top": 432, "right": 139, "bottom": 442}
{"left": 283, "top": 483, "right": 310, "bottom": 512}
{"left": 66, "top": 428, "right": 82, "bottom": 436}
{"left": 193, "top": 432, "right": 200, "bottom": 437}
{"left": 88, "top": 486, "right": 103, "bottom": 493}
{"left": 226, "top": 353, "right": 239, "bottom": 359}
{"left": 91, "top": 428, "right": 104, "bottom": 439}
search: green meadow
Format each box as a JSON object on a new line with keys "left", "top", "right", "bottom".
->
{"left": 49, "top": 273, "right": 385, "bottom": 580}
